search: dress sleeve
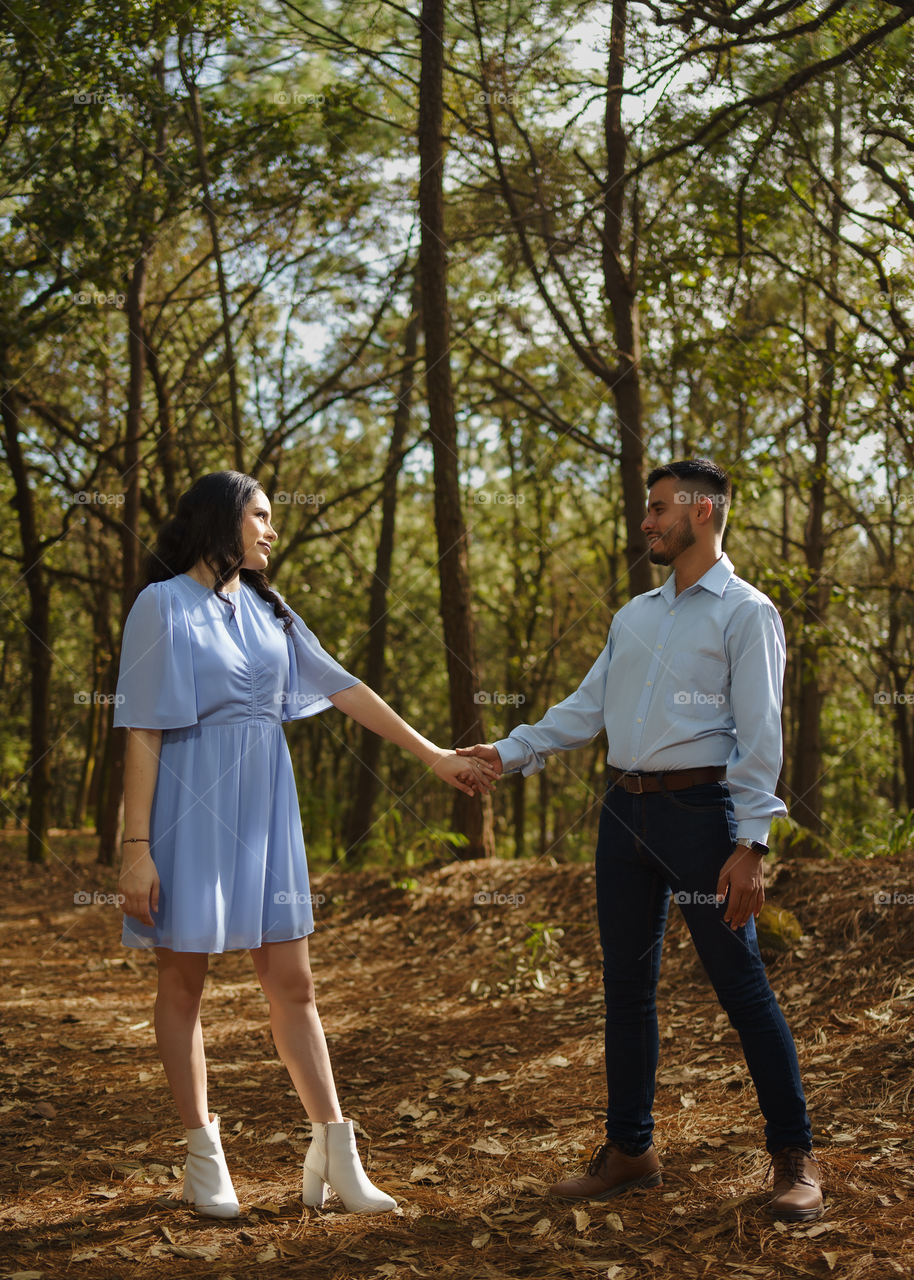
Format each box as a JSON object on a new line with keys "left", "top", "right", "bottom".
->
{"left": 281, "top": 604, "right": 361, "bottom": 721}
{"left": 112, "top": 583, "right": 198, "bottom": 730}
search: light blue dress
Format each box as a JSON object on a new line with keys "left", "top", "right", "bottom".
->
{"left": 112, "top": 574, "right": 359, "bottom": 952}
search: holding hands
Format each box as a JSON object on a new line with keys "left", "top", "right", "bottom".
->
{"left": 434, "top": 748, "right": 500, "bottom": 796}
{"left": 455, "top": 743, "right": 504, "bottom": 787}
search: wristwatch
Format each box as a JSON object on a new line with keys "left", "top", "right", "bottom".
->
{"left": 736, "top": 838, "right": 769, "bottom": 856}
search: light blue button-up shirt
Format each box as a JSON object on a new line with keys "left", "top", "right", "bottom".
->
{"left": 493, "top": 553, "right": 787, "bottom": 843}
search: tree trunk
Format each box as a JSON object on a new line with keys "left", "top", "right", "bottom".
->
{"left": 72, "top": 647, "right": 101, "bottom": 828}
{"left": 895, "top": 686, "right": 914, "bottom": 812}
{"left": 538, "top": 766, "right": 550, "bottom": 859}
{"left": 179, "top": 44, "right": 244, "bottom": 473}
{"left": 88, "top": 679, "right": 109, "bottom": 824}
{"left": 791, "top": 91, "right": 842, "bottom": 850}
{"left": 511, "top": 772, "right": 526, "bottom": 860}
{"left": 145, "top": 321, "right": 179, "bottom": 515}
{"left": 417, "top": 0, "right": 492, "bottom": 858}
{"left": 791, "top": 341, "right": 833, "bottom": 846}
{"left": 602, "top": 0, "right": 652, "bottom": 598}
{"left": 97, "top": 244, "right": 149, "bottom": 865}
{"left": 343, "top": 281, "right": 421, "bottom": 861}
{"left": 886, "top": 606, "right": 914, "bottom": 810}
{"left": 0, "top": 381, "right": 52, "bottom": 863}
{"left": 504, "top": 430, "right": 527, "bottom": 858}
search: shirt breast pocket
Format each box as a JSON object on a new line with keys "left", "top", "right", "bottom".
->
{"left": 665, "top": 651, "right": 729, "bottom": 721}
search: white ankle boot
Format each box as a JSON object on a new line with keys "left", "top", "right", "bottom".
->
{"left": 302, "top": 1119, "right": 396, "bottom": 1213}
{"left": 182, "top": 1113, "right": 240, "bottom": 1218}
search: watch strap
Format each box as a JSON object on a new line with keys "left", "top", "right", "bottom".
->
{"left": 736, "top": 838, "right": 769, "bottom": 855}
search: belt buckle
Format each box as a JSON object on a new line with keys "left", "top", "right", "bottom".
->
{"left": 625, "top": 773, "right": 643, "bottom": 794}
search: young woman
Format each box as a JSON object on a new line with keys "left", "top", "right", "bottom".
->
{"left": 115, "top": 471, "right": 496, "bottom": 1219}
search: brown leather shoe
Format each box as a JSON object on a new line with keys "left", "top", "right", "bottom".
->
{"left": 766, "top": 1147, "right": 824, "bottom": 1221}
{"left": 547, "top": 1140, "right": 662, "bottom": 1201}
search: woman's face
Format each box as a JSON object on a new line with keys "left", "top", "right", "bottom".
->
{"left": 239, "top": 491, "right": 278, "bottom": 571}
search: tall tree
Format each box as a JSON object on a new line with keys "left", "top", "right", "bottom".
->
{"left": 602, "top": 0, "right": 652, "bottom": 595}
{"left": 98, "top": 45, "right": 170, "bottom": 866}
{"left": 0, "top": 387, "right": 52, "bottom": 862}
{"left": 344, "top": 279, "right": 421, "bottom": 859}
{"left": 417, "top": 0, "right": 492, "bottom": 856}
{"left": 179, "top": 38, "right": 245, "bottom": 472}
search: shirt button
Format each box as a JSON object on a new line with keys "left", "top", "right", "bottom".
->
{"left": 647, "top": 681, "right": 651, "bottom": 686}
{"left": 670, "top": 610, "right": 675, "bottom": 615}
{"left": 631, "top": 756, "right": 636, "bottom": 761}
{"left": 637, "top": 718, "right": 642, "bottom": 723}
{"left": 657, "top": 645, "right": 662, "bottom": 649}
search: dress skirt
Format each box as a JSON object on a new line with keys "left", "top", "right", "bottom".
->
{"left": 113, "top": 573, "right": 359, "bottom": 954}
{"left": 121, "top": 721, "right": 319, "bottom": 952}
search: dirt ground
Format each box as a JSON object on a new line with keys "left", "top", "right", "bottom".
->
{"left": 1, "top": 834, "right": 913, "bottom": 1280}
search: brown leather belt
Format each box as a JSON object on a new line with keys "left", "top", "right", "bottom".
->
{"left": 607, "top": 765, "right": 727, "bottom": 794}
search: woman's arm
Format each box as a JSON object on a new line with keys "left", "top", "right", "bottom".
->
{"left": 118, "top": 728, "right": 163, "bottom": 926}
{"left": 328, "top": 683, "right": 498, "bottom": 797}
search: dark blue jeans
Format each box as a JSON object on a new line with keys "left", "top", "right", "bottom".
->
{"left": 595, "top": 779, "right": 812, "bottom": 1155}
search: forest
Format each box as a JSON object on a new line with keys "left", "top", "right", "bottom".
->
{"left": 1, "top": 4, "right": 914, "bottom": 1279}
{"left": 0, "top": 0, "right": 912, "bottom": 870}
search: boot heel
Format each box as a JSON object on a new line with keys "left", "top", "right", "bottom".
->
{"left": 302, "top": 1165, "right": 328, "bottom": 1207}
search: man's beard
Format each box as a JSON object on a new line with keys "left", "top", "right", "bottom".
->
{"left": 648, "top": 512, "right": 696, "bottom": 565}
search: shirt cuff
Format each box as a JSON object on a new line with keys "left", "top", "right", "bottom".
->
{"left": 735, "top": 821, "right": 771, "bottom": 845}
{"left": 492, "top": 736, "right": 528, "bottom": 775}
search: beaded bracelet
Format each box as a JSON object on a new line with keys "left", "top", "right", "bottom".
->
{"left": 123, "top": 838, "right": 150, "bottom": 844}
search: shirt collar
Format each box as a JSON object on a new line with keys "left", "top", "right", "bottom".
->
{"left": 657, "top": 552, "right": 734, "bottom": 603}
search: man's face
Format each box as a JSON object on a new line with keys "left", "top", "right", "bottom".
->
{"left": 642, "top": 478, "right": 698, "bottom": 566}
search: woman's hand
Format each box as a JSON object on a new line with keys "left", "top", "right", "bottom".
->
{"left": 118, "top": 848, "right": 160, "bottom": 926}
{"left": 432, "top": 750, "right": 499, "bottom": 796}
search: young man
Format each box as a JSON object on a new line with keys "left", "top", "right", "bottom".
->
{"left": 458, "top": 459, "right": 822, "bottom": 1221}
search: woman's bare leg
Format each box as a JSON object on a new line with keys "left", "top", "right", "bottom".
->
{"left": 154, "top": 948, "right": 210, "bottom": 1129}
{"left": 249, "top": 937, "right": 343, "bottom": 1123}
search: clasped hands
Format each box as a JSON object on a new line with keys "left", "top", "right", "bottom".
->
{"left": 433, "top": 742, "right": 504, "bottom": 797}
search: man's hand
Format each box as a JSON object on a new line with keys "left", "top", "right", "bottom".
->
{"left": 455, "top": 744, "right": 504, "bottom": 777}
{"left": 432, "top": 750, "right": 499, "bottom": 796}
{"left": 716, "top": 844, "right": 765, "bottom": 931}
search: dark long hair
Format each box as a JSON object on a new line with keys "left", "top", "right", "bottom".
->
{"left": 140, "top": 471, "right": 294, "bottom": 634}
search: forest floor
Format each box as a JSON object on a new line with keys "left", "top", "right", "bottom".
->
{"left": 1, "top": 834, "right": 913, "bottom": 1280}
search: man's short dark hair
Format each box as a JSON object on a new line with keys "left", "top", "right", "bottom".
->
{"left": 646, "top": 458, "right": 732, "bottom": 533}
